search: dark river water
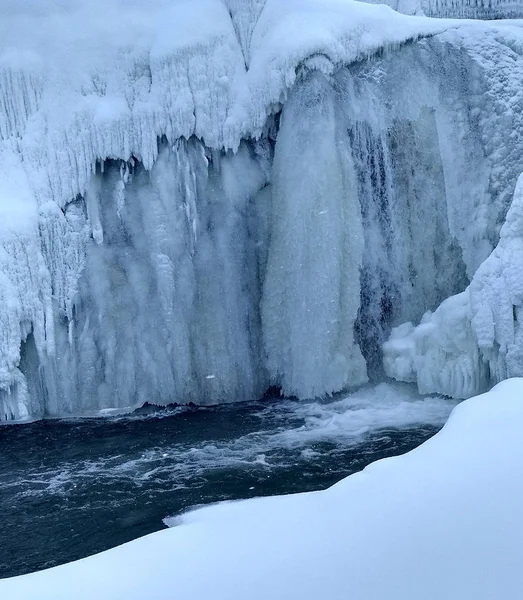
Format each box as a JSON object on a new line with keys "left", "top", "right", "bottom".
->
{"left": 0, "top": 382, "right": 457, "bottom": 579}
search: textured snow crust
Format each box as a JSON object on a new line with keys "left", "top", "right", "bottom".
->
{"left": 2, "top": 0, "right": 523, "bottom": 419}
{"left": 2, "top": 378, "right": 523, "bottom": 599}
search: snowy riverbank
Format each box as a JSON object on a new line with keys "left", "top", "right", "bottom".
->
{"left": 3, "top": 378, "right": 523, "bottom": 599}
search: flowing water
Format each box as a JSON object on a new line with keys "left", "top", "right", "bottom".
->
{"left": 0, "top": 382, "right": 457, "bottom": 579}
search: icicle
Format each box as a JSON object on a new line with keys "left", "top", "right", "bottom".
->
{"left": 115, "top": 177, "right": 125, "bottom": 221}
{"left": 174, "top": 140, "right": 200, "bottom": 257}
{"left": 86, "top": 176, "right": 103, "bottom": 245}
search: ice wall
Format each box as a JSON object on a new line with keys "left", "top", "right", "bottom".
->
{"left": 228, "top": 0, "right": 523, "bottom": 21}
{"left": 262, "top": 72, "right": 367, "bottom": 398}
{"left": 2, "top": 1, "right": 523, "bottom": 419}
{"left": 32, "top": 141, "right": 270, "bottom": 416}
{"left": 382, "top": 27, "right": 523, "bottom": 399}
{"left": 361, "top": 0, "right": 523, "bottom": 19}
{"left": 384, "top": 176, "right": 523, "bottom": 399}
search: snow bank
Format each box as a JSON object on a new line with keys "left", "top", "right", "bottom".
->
{"left": 3, "top": 378, "right": 523, "bottom": 599}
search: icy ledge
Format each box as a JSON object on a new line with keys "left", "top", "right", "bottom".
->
{"left": 2, "top": 379, "right": 523, "bottom": 599}
{"left": 384, "top": 174, "right": 523, "bottom": 399}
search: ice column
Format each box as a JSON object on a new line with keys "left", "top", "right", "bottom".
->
{"left": 262, "top": 71, "right": 367, "bottom": 398}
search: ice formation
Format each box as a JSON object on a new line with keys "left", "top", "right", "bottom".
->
{"left": 2, "top": 0, "right": 523, "bottom": 420}
{"left": 384, "top": 175, "right": 523, "bottom": 399}
{"left": 363, "top": 0, "right": 523, "bottom": 19}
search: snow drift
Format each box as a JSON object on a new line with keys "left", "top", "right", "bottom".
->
{"left": 2, "top": 0, "right": 523, "bottom": 420}
{"left": 2, "top": 378, "right": 523, "bottom": 599}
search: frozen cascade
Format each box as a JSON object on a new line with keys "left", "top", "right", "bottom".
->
{"left": 384, "top": 175, "right": 523, "bottom": 399}
{"left": 349, "top": 113, "right": 467, "bottom": 375}
{"left": 22, "top": 140, "right": 271, "bottom": 418}
{"left": 336, "top": 30, "right": 523, "bottom": 381}
{"left": 262, "top": 72, "right": 367, "bottom": 398}
{"left": 2, "top": 2, "right": 523, "bottom": 420}
{"left": 382, "top": 28, "right": 523, "bottom": 399}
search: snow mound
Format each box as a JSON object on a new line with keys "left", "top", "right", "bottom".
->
{"left": 2, "top": 378, "right": 523, "bottom": 599}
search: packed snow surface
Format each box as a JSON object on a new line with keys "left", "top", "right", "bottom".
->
{"left": 2, "top": 378, "right": 523, "bottom": 599}
{"left": 2, "top": 0, "right": 523, "bottom": 419}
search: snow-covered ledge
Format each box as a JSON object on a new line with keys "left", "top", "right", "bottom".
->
{"left": 2, "top": 378, "right": 523, "bottom": 599}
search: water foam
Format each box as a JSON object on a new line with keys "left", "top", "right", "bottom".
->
{"left": 2, "top": 383, "right": 457, "bottom": 503}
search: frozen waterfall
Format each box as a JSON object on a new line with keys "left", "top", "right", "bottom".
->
{"left": 384, "top": 175, "right": 523, "bottom": 399}
{"left": 2, "top": 0, "right": 523, "bottom": 420}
